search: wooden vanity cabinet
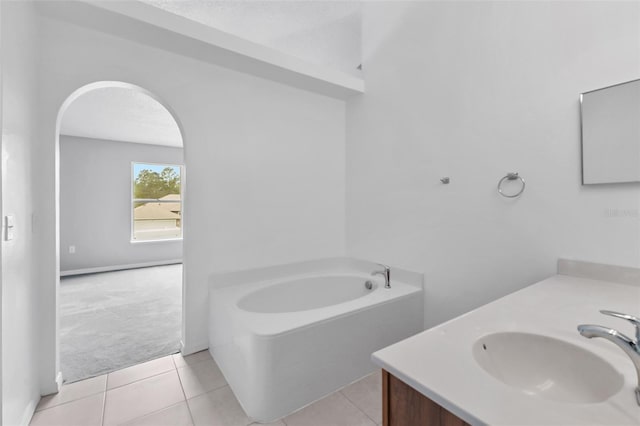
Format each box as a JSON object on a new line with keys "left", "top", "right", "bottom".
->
{"left": 382, "top": 370, "right": 470, "bottom": 426}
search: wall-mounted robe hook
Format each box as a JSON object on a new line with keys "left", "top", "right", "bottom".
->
{"left": 440, "top": 177, "right": 450, "bottom": 184}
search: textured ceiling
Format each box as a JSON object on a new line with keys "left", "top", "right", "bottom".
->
{"left": 142, "top": 0, "right": 362, "bottom": 75}
{"left": 60, "top": 87, "right": 183, "bottom": 147}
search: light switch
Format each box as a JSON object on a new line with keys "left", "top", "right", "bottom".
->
{"left": 5, "top": 215, "right": 14, "bottom": 241}
{"left": 69, "top": 245, "right": 76, "bottom": 254}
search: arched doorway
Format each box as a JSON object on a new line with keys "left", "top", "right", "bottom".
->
{"left": 55, "top": 81, "right": 186, "bottom": 383}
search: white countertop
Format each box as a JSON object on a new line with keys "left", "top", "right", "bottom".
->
{"left": 372, "top": 274, "right": 640, "bottom": 425}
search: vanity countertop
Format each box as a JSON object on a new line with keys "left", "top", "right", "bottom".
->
{"left": 372, "top": 273, "right": 640, "bottom": 425}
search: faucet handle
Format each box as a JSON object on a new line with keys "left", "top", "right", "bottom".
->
{"left": 601, "top": 310, "right": 640, "bottom": 341}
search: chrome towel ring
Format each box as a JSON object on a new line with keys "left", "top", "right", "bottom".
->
{"left": 497, "top": 172, "right": 525, "bottom": 198}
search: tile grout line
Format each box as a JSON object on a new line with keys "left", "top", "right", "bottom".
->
{"left": 119, "top": 401, "right": 189, "bottom": 426}
{"left": 339, "top": 390, "right": 379, "bottom": 425}
{"left": 101, "top": 375, "right": 108, "bottom": 426}
{"left": 171, "top": 354, "right": 179, "bottom": 370}
{"left": 101, "top": 389, "right": 107, "bottom": 426}
{"left": 100, "top": 352, "right": 212, "bottom": 426}
{"left": 173, "top": 356, "right": 197, "bottom": 426}
{"left": 36, "top": 373, "right": 112, "bottom": 412}
{"left": 105, "top": 367, "right": 189, "bottom": 426}
{"left": 187, "top": 383, "right": 231, "bottom": 401}
{"left": 174, "top": 353, "right": 216, "bottom": 370}
{"left": 106, "top": 366, "right": 176, "bottom": 392}
{"left": 35, "top": 388, "right": 106, "bottom": 413}
{"left": 174, "top": 355, "right": 229, "bottom": 400}
{"left": 46, "top": 350, "right": 373, "bottom": 426}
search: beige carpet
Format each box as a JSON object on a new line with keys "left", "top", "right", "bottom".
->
{"left": 60, "top": 264, "right": 182, "bottom": 383}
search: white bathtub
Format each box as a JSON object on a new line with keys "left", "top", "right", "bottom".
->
{"left": 208, "top": 258, "right": 424, "bottom": 423}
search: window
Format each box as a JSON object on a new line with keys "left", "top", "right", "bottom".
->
{"left": 132, "top": 162, "right": 182, "bottom": 242}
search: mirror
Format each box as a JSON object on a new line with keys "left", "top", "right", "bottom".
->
{"left": 580, "top": 79, "right": 640, "bottom": 184}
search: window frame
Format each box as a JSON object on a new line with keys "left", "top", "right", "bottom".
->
{"left": 130, "top": 161, "right": 184, "bottom": 243}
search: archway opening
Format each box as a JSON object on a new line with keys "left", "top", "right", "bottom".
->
{"left": 55, "top": 82, "right": 186, "bottom": 383}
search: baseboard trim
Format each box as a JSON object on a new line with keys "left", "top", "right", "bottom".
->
{"left": 40, "top": 370, "right": 63, "bottom": 397}
{"left": 181, "top": 340, "right": 208, "bottom": 356}
{"left": 60, "top": 259, "right": 183, "bottom": 277}
{"left": 55, "top": 371, "right": 63, "bottom": 390}
{"left": 19, "top": 398, "right": 38, "bottom": 426}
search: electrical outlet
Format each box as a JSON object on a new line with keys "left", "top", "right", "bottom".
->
{"left": 69, "top": 245, "right": 76, "bottom": 254}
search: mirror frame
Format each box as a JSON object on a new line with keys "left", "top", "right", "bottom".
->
{"left": 580, "top": 78, "right": 640, "bottom": 185}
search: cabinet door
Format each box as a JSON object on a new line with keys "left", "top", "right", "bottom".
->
{"left": 382, "top": 370, "right": 469, "bottom": 426}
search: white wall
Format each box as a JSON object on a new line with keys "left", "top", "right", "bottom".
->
{"left": 347, "top": 1, "right": 640, "bottom": 329}
{"left": 29, "top": 0, "right": 640, "bottom": 409}
{"left": 35, "top": 10, "right": 346, "bottom": 392}
{"left": 142, "top": 0, "right": 363, "bottom": 77}
{"left": 59, "top": 135, "right": 183, "bottom": 273}
{"left": 1, "top": 2, "right": 41, "bottom": 424}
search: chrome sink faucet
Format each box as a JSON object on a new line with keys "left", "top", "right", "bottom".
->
{"left": 578, "top": 310, "right": 640, "bottom": 406}
{"left": 372, "top": 263, "right": 391, "bottom": 289}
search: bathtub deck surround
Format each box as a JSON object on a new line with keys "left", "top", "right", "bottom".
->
{"left": 208, "top": 258, "right": 424, "bottom": 422}
{"left": 372, "top": 262, "right": 640, "bottom": 425}
{"left": 208, "top": 257, "right": 421, "bottom": 289}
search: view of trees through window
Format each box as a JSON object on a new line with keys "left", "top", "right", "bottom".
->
{"left": 132, "top": 163, "right": 182, "bottom": 241}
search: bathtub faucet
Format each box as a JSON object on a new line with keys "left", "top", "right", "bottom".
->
{"left": 372, "top": 264, "right": 391, "bottom": 289}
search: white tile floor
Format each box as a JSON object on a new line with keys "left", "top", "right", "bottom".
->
{"left": 30, "top": 351, "right": 383, "bottom": 426}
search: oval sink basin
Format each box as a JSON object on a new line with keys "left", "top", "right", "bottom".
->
{"left": 473, "top": 332, "right": 623, "bottom": 403}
